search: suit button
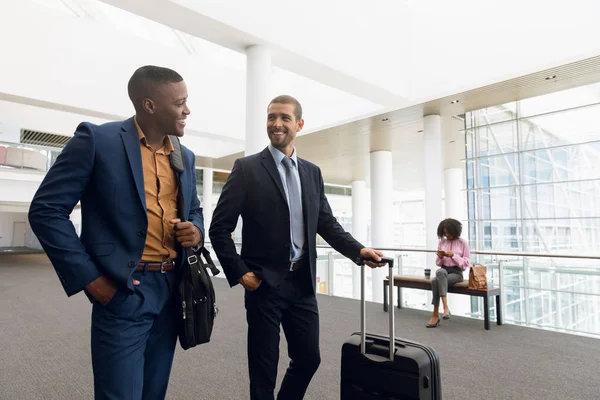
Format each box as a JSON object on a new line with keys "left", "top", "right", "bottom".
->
{"left": 129, "top": 261, "right": 137, "bottom": 268}
{"left": 285, "top": 243, "right": 290, "bottom": 248}
{"left": 138, "top": 230, "right": 146, "bottom": 237}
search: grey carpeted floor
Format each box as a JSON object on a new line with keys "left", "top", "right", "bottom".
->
{"left": 1, "top": 254, "right": 599, "bottom": 400}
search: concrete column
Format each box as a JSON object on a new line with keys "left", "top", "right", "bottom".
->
{"left": 444, "top": 168, "right": 463, "bottom": 219}
{"left": 423, "top": 115, "right": 444, "bottom": 268}
{"left": 370, "top": 151, "right": 393, "bottom": 303}
{"left": 203, "top": 168, "right": 214, "bottom": 232}
{"left": 351, "top": 180, "right": 368, "bottom": 299}
{"left": 245, "top": 45, "right": 272, "bottom": 156}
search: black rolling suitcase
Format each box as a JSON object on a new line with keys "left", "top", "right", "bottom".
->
{"left": 340, "top": 257, "right": 442, "bottom": 399}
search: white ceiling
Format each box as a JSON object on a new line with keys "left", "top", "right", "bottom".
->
{"left": 1, "top": 0, "right": 600, "bottom": 172}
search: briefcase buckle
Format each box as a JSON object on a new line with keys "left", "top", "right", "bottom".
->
{"left": 187, "top": 255, "right": 198, "bottom": 265}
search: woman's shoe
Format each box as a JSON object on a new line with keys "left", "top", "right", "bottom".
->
{"left": 442, "top": 312, "right": 451, "bottom": 320}
{"left": 426, "top": 318, "right": 440, "bottom": 328}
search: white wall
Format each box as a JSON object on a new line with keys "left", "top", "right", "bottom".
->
{"left": 0, "top": 170, "right": 44, "bottom": 203}
{"left": 0, "top": 212, "right": 27, "bottom": 247}
{"left": 0, "top": 120, "right": 21, "bottom": 143}
{"left": 0, "top": 101, "right": 110, "bottom": 139}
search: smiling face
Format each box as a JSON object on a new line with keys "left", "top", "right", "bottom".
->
{"left": 266, "top": 102, "right": 304, "bottom": 157}
{"left": 144, "top": 81, "right": 190, "bottom": 137}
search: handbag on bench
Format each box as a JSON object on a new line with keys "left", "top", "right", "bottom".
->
{"left": 468, "top": 264, "right": 488, "bottom": 290}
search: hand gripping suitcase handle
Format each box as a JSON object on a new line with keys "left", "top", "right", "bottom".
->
{"left": 359, "top": 256, "right": 395, "bottom": 361}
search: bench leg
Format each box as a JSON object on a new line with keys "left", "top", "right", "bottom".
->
{"left": 383, "top": 280, "right": 388, "bottom": 312}
{"left": 496, "top": 295, "right": 503, "bottom": 325}
{"left": 484, "top": 295, "right": 490, "bottom": 330}
{"left": 397, "top": 285, "right": 402, "bottom": 309}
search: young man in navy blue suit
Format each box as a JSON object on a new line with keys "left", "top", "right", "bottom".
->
{"left": 209, "top": 95, "right": 386, "bottom": 400}
{"left": 28, "top": 66, "right": 204, "bottom": 400}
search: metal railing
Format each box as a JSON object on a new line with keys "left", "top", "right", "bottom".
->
{"left": 0, "top": 141, "right": 61, "bottom": 172}
{"left": 205, "top": 242, "right": 600, "bottom": 338}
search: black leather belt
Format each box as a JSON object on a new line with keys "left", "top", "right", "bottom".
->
{"left": 136, "top": 260, "right": 175, "bottom": 273}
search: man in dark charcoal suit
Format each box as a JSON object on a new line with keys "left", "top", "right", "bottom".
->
{"left": 209, "top": 95, "right": 386, "bottom": 400}
{"left": 28, "top": 66, "right": 204, "bottom": 400}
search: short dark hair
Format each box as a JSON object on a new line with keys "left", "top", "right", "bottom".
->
{"left": 437, "top": 218, "right": 462, "bottom": 239}
{"left": 127, "top": 65, "right": 184, "bottom": 108}
{"left": 268, "top": 95, "right": 303, "bottom": 120}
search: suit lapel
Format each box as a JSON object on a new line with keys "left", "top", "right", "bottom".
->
{"left": 297, "top": 158, "right": 311, "bottom": 225}
{"left": 261, "top": 148, "right": 287, "bottom": 203}
{"left": 120, "top": 118, "right": 146, "bottom": 210}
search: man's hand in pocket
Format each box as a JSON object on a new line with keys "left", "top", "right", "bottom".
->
{"left": 85, "top": 276, "right": 140, "bottom": 305}
{"left": 239, "top": 272, "right": 262, "bottom": 291}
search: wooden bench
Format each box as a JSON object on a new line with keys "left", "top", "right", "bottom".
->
{"left": 383, "top": 275, "right": 503, "bottom": 330}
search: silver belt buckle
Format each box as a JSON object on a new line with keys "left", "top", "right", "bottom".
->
{"left": 160, "top": 260, "right": 170, "bottom": 273}
{"left": 289, "top": 260, "right": 297, "bottom": 271}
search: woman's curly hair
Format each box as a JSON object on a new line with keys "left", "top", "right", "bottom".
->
{"left": 437, "top": 218, "right": 462, "bottom": 240}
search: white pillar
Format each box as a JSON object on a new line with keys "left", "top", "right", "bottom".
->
{"left": 370, "top": 151, "right": 393, "bottom": 303}
{"left": 245, "top": 45, "right": 272, "bottom": 156}
{"left": 203, "top": 168, "right": 214, "bottom": 232}
{"left": 424, "top": 115, "right": 444, "bottom": 268}
{"left": 352, "top": 180, "right": 368, "bottom": 299}
{"left": 444, "top": 168, "right": 463, "bottom": 220}
{"left": 443, "top": 166, "right": 471, "bottom": 316}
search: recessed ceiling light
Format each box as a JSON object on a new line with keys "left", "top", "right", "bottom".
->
{"left": 449, "top": 140, "right": 456, "bottom": 143}
{"left": 545, "top": 75, "right": 557, "bottom": 80}
{"left": 451, "top": 100, "right": 459, "bottom": 104}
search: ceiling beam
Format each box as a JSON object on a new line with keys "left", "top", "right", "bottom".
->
{"left": 97, "top": 0, "right": 407, "bottom": 107}
{"left": 0, "top": 92, "right": 244, "bottom": 145}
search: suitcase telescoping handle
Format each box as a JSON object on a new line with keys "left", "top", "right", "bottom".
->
{"left": 360, "top": 256, "right": 395, "bottom": 361}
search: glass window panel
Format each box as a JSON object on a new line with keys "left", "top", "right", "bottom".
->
{"left": 478, "top": 186, "right": 521, "bottom": 220}
{"left": 522, "top": 143, "right": 600, "bottom": 184}
{"left": 466, "top": 102, "right": 517, "bottom": 128}
{"left": 467, "top": 190, "right": 476, "bottom": 220}
{"left": 478, "top": 220, "right": 522, "bottom": 251}
{"left": 523, "top": 180, "right": 600, "bottom": 219}
{"left": 465, "top": 130, "right": 475, "bottom": 159}
{"left": 520, "top": 104, "right": 600, "bottom": 150}
{"left": 504, "top": 287, "right": 526, "bottom": 324}
{"left": 522, "top": 218, "right": 600, "bottom": 253}
{"left": 467, "top": 161, "right": 475, "bottom": 189}
{"left": 528, "top": 289, "right": 556, "bottom": 327}
{"left": 479, "top": 154, "right": 519, "bottom": 187}
{"left": 556, "top": 292, "right": 600, "bottom": 334}
{"left": 519, "top": 82, "right": 600, "bottom": 118}
{"left": 474, "top": 121, "right": 518, "bottom": 156}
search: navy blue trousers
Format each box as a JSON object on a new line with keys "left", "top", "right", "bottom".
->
{"left": 90, "top": 268, "right": 179, "bottom": 400}
{"left": 245, "top": 266, "right": 321, "bottom": 400}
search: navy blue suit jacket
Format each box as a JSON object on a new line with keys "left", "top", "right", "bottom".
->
{"left": 28, "top": 117, "right": 204, "bottom": 297}
{"left": 209, "top": 147, "right": 363, "bottom": 293}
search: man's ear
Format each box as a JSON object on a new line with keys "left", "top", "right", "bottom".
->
{"left": 296, "top": 118, "right": 305, "bottom": 132}
{"left": 142, "top": 98, "right": 155, "bottom": 114}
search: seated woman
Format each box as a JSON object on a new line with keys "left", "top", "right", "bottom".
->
{"left": 427, "top": 218, "right": 470, "bottom": 328}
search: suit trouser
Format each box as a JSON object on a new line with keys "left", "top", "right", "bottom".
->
{"left": 431, "top": 266, "right": 463, "bottom": 306}
{"left": 244, "top": 266, "right": 321, "bottom": 400}
{"left": 90, "top": 267, "right": 180, "bottom": 400}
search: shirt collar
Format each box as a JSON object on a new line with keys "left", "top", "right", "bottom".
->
{"left": 268, "top": 144, "right": 297, "bottom": 167}
{"left": 134, "top": 116, "right": 174, "bottom": 155}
